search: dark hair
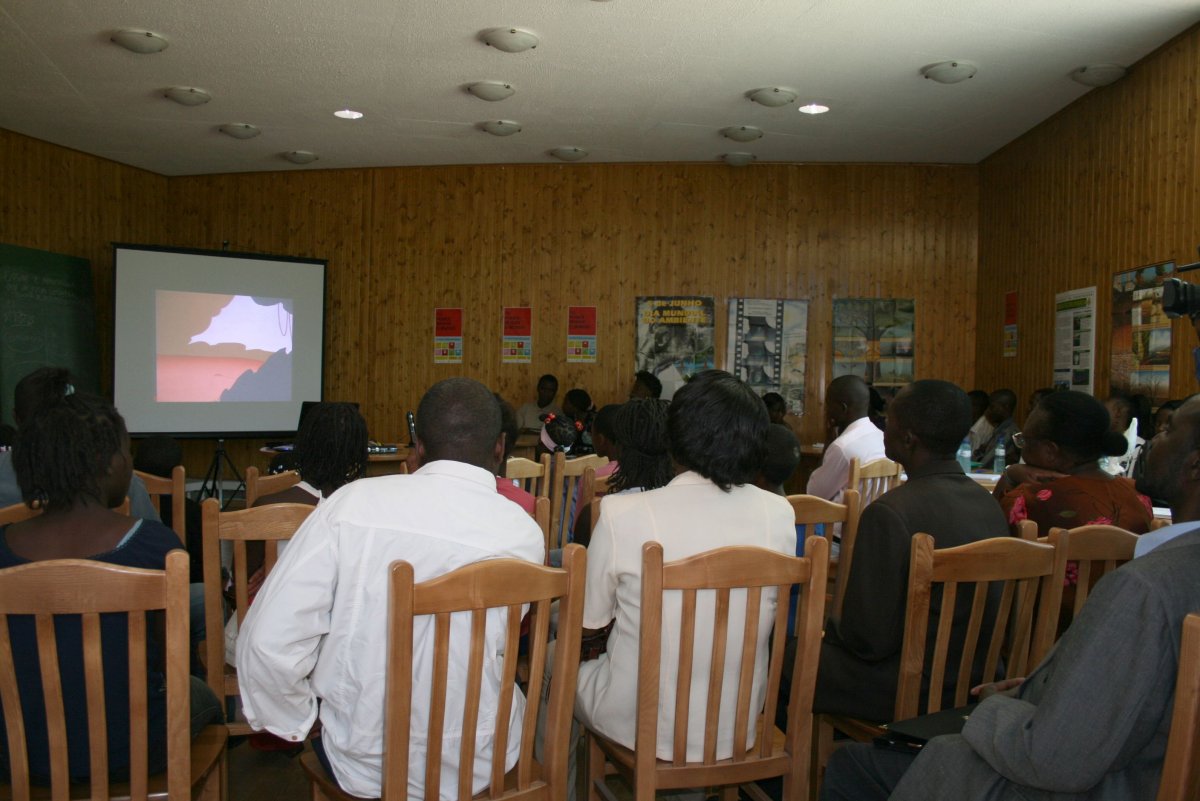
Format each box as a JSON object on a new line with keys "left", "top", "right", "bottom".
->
{"left": 633, "top": 370, "right": 663, "bottom": 399}
{"left": 542, "top": 414, "right": 579, "bottom": 452}
{"left": 990, "top": 389, "right": 1017, "bottom": 415}
{"left": 537, "top": 374, "right": 559, "bottom": 388}
{"left": 133, "top": 435, "right": 183, "bottom": 478}
{"left": 762, "top": 392, "right": 786, "bottom": 415}
{"left": 296, "top": 402, "right": 368, "bottom": 491}
{"left": 668, "top": 370, "right": 767, "bottom": 491}
{"left": 1033, "top": 391, "right": 1127, "bottom": 462}
{"left": 564, "top": 388, "right": 592, "bottom": 415}
{"left": 892, "top": 380, "right": 972, "bottom": 456}
{"left": 611, "top": 399, "right": 672, "bottom": 493}
{"left": 13, "top": 367, "right": 74, "bottom": 426}
{"left": 496, "top": 394, "right": 520, "bottom": 460}
{"left": 13, "top": 393, "right": 127, "bottom": 510}
{"left": 761, "top": 423, "right": 801, "bottom": 486}
{"left": 417, "top": 378, "right": 502, "bottom": 468}
{"left": 593, "top": 404, "right": 621, "bottom": 443}
{"left": 967, "top": 389, "right": 990, "bottom": 404}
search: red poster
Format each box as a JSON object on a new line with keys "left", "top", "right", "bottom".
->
{"left": 1004, "top": 291, "right": 1018, "bottom": 325}
{"left": 568, "top": 306, "right": 597, "bottom": 336}
{"left": 503, "top": 306, "right": 532, "bottom": 337}
{"left": 435, "top": 307, "right": 462, "bottom": 337}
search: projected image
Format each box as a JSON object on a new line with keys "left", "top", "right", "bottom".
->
{"left": 156, "top": 290, "right": 293, "bottom": 402}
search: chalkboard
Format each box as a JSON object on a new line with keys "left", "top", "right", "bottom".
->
{"left": 0, "top": 243, "right": 99, "bottom": 426}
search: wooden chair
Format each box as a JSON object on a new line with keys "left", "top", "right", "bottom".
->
{"left": 534, "top": 496, "right": 551, "bottom": 554}
{"left": 244, "top": 466, "right": 301, "bottom": 507}
{"left": 299, "top": 544, "right": 588, "bottom": 801}
{"left": 846, "top": 457, "right": 901, "bottom": 508}
{"left": 1158, "top": 612, "right": 1200, "bottom": 801}
{"left": 787, "top": 490, "right": 861, "bottom": 619}
{"left": 586, "top": 537, "right": 830, "bottom": 801}
{"left": 505, "top": 455, "right": 552, "bottom": 499}
{"left": 0, "top": 550, "right": 227, "bottom": 801}
{"left": 548, "top": 453, "right": 608, "bottom": 552}
{"left": 0, "top": 501, "right": 38, "bottom": 526}
{"left": 573, "top": 467, "right": 614, "bottom": 542}
{"left": 135, "top": 466, "right": 186, "bottom": 541}
{"left": 200, "top": 498, "right": 315, "bottom": 736}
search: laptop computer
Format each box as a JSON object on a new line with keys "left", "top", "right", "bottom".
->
{"left": 874, "top": 703, "right": 977, "bottom": 754}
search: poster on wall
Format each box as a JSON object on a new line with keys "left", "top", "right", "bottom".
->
{"left": 1111, "top": 261, "right": 1174, "bottom": 403}
{"left": 566, "top": 306, "right": 597, "bottom": 363}
{"left": 725, "top": 298, "right": 808, "bottom": 415}
{"left": 635, "top": 296, "right": 715, "bottom": 399}
{"left": 501, "top": 306, "right": 531, "bottom": 364}
{"left": 433, "top": 307, "right": 463, "bottom": 364}
{"left": 1053, "top": 287, "right": 1096, "bottom": 394}
{"left": 1002, "top": 290, "right": 1018, "bottom": 358}
{"left": 832, "top": 298, "right": 915, "bottom": 388}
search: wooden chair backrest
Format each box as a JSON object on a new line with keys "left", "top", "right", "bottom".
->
{"left": 631, "top": 538, "right": 829, "bottom": 798}
{"left": 534, "top": 496, "right": 551, "bottom": 554}
{"left": 1046, "top": 523, "right": 1138, "bottom": 624}
{"left": 0, "top": 551, "right": 191, "bottom": 801}
{"left": 0, "top": 501, "right": 38, "bottom": 526}
{"left": 134, "top": 466, "right": 186, "bottom": 541}
{"left": 384, "top": 544, "right": 587, "bottom": 801}
{"left": 1015, "top": 519, "right": 1039, "bottom": 540}
{"left": 244, "top": 466, "right": 302, "bottom": 507}
{"left": 504, "top": 455, "right": 551, "bottom": 498}
{"left": 847, "top": 457, "right": 902, "bottom": 508}
{"left": 548, "top": 453, "right": 608, "bottom": 552}
{"left": 895, "top": 533, "right": 1065, "bottom": 720}
{"left": 1158, "top": 612, "right": 1200, "bottom": 801}
{"left": 787, "top": 490, "right": 862, "bottom": 619}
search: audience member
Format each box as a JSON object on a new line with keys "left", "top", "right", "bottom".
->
{"left": 755, "top": 423, "right": 802, "bottom": 497}
{"left": 1102, "top": 391, "right": 1139, "bottom": 475}
{"left": 972, "top": 388, "right": 1017, "bottom": 468}
{"left": 495, "top": 394, "right": 537, "bottom": 514}
{"left": 1155, "top": 399, "right": 1184, "bottom": 436}
{"left": 821, "top": 393, "right": 1200, "bottom": 801}
{"left": 1136, "top": 394, "right": 1200, "bottom": 556}
{"left": 589, "top": 404, "right": 622, "bottom": 477}
{"left": 629, "top": 370, "right": 663, "bottom": 399}
{"left": 238, "top": 378, "right": 543, "bottom": 798}
{"left": 516, "top": 373, "right": 562, "bottom": 432}
{"left": 806, "top": 375, "right": 885, "bottom": 505}
{"left": 0, "top": 393, "right": 221, "bottom": 780}
{"left": 562, "top": 388, "right": 596, "bottom": 453}
{"left": 967, "top": 389, "right": 993, "bottom": 452}
{"left": 813, "top": 380, "right": 1008, "bottom": 723}
{"left": 762, "top": 391, "right": 804, "bottom": 443}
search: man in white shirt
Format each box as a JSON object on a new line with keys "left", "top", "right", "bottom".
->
{"left": 237, "top": 378, "right": 545, "bottom": 799}
{"left": 805, "top": 375, "right": 885, "bottom": 504}
{"left": 516, "top": 373, "right": 563, "bottom": 432}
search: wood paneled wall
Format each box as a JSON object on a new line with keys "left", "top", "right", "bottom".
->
{"left": 977, "top": 24, "right": 1200, "bottom": 417}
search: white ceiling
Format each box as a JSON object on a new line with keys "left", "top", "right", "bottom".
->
{"left": 1, "top": 0, "right": 1197, "bottom": 177}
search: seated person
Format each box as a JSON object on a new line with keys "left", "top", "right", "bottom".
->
{"left": 562, "top": 388, "right": 596, "bottom": 454}
{"left": 262, "top": 401, "right": 369, "bottom": 507}
{"left": 495, "top": 395, "right": 537, "bottom": 514}
{"left": 755, "top": 422, "right": 802, "bottom": 498}
{"left": 516, "top": 373, "right": 562, "bottom": 432}
{"left": 814, "top": 380, "right": 1009, "bottom": 723}
{"left": 0, "top": 393, "right": 221, "bottom": 781}
{"left": 972, "top": 388, "right": 1017, "bottom": 469}
{"left": 575, "top": 370, "right": 795, "bottom": 764}
{"left": 806, "top": 375, "right": 885, "bottom": 505}
{"left": 967, "top": 389, "right": 993, "bottom": 452}
{"left": 590, "top": 404, "right": 622, "bottom": 478}
{"left": 628, "top": 370, "right": 662, "bottom": 399}
{"left": 763, "top": 391, "right": 804, "bottom": 443}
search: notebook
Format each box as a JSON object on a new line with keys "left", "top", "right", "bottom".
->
{"left": 874, "top": 703, "right": 977, "bottom": 754}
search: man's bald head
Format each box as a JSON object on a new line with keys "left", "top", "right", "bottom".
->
{"left": 416, "top": 378, "right": 504, "bottom": 471}
{"left": 826, "top": 375, "right": 871, "bottom": 427}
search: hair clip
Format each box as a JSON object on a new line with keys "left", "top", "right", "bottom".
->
{"left": 544, "top": 413, "right": 556, "bottom": 423}
{"left": 574, "top": 420, "right": 584, "bottom": 432}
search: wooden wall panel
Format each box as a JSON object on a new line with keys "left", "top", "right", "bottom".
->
{"left": 977, "top": 24, "right": 1200, "bottom": 418}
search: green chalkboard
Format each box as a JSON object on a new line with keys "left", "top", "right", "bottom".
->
{"left": 0, "top": 243, "right": 99, "bottom": 426}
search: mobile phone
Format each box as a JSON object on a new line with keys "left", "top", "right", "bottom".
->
{"left": 406, "top": 411, "right": 417, "bottom": 445}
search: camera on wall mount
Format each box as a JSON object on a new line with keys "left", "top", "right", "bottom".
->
{"left": 1161, "top": 248, "right": 1200, "bottom": 318}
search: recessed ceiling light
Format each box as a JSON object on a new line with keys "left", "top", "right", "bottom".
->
{"left": 1071, "top": 64, "right": 1127, "bottom": 87}
{"left": 110, "top": 28, "right": 169, "bottom": 54}
{"left": 481, "top": 27, "right": 539, "bottom": 53}
{"left": 721, "top": 126, "right": 763, "bottom": 143}
{"left": 798, "top": 103, "right": 830, "bottom": 115}
{"left": 748, "top": 88, "right": 797, "bottom": 108}
{"left": 334, "top": 109, "right": 364, "bottom": 120}
{"left": 481, "top": 120, "right": 522, "bottom": 136}
{"left": 467, "top": 81, "right": 516, "bottom": 101}
{"left": 550, "top": 147, "right": 588, "bottom": 161}
{"left": 163, "top": 86, "right": 211, "bottom": 106}
{"left": 723, "top": 153, "right": 755, "bottom": 167}
{"left": 282, "top": 151, "right": 319, "bottom": 165}
{"left": 921, "top": 60, "right": 977, "bottom": 84}
{"left": 219, "top": 123, "right": 261, "bottom": 139}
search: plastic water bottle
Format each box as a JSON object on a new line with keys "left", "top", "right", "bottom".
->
{"left": 957, "top": 437, "right": 972, "bottom": 473}
{"left": 994, "top": 439, "right": 1007, "bottom": 473}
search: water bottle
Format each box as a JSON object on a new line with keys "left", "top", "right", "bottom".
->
{"left": 957, "top": 437, "right": 972, "bottom": 473}
{"left": 994, "top": 439, "right": 1007, "bottom": 473}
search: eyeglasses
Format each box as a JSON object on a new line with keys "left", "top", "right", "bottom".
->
{"left": 1012, "top": 431, "right": 1026, "bottom": 449}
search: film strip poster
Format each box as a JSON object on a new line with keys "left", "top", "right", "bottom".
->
{"left": 635, "top": 296, "right": 715, "bottom": 400}
{"left": 725, "top": 299, "right": 809, "bottom": 415}
{"left": 832, "top": 298, "right": 915, "bottom": 388}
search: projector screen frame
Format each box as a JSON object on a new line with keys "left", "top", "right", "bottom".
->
{"left": 112, "top": 242, "right": 327, "bottom": 439}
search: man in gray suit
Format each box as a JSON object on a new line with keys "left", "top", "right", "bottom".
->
{"left": 821, "top": 394, "right": 1200, "bottom": 801}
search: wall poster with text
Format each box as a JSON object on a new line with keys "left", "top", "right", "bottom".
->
{"left": 1111, "top": 261, "right": 1173, "bottom": 403}
{"left": 501, "top": 306, "right": 531, "bottom": 364}
{"left": 725, "top": 298, "right": 808, "bottom": 415}
{"left": 566, "top": 306, "right": 597, "bottom": 363}
{"left": 635, "top": 296, "right": 715, "bottom": 399}
{"left": 433, "top": 307, "right": 463, "bottom": 364}
{"left": 1053, "top": 286, "right": 1096, "bottom": 394}
{"left": 831, "top": 298, "right": 915, "bottom": 388}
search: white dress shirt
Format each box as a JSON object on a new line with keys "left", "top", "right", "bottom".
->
{"left": 967, "top": 415, "right": 995, "bottom": 454}
{"left": 237, "top": 460, "right": 545, "bottom": 799}
{"left": 805, "top": 416, "right": 886, "bottom": 503}
{"left": 574, "top": 471, "right": 796, "bottom": 761}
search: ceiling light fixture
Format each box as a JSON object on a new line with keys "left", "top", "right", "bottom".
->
{"left": 282, "top": 151, "right": 319, "bottom": 165}
{"left": 748, "top": 87, "right": 797, "bottom": 108}
{"left": 481, "top": 120, "right": 522, "bottom": 136}
{"left": 721, "top": 125, "right": 763, "bottom": 143}
{"left": 110, "top": 28, "right": 169, "bottom": 54}
{"left": 723, "top": 153, "right": 755, "bottom": 167}
{"left": 550, "top": 147, "right": 588, "bottom": 161}
{"left": 798, "top": 103, "right": 830, "bottom": 115}
{"left": 1071, "top": 64, "right": 1127, "bottom": 87}
{"left": 467, "top": 81, "right": 516, "bottom": 101}
{"left": 921, "top": 60, "right": 977, "bottom": 84}
{"left": 481, "top": 28, "right": 539, "bottom": 53}
{"left": 163, "top": 86, "right": 211, "bottom": 106}
{"left": 219, "top": 123, "right": 261, "bottom": 139}
{"left": 334, "top": 109, "right": 364, "bottom": 120}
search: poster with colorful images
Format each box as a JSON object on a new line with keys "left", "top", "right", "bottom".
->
{"left": 433, "top": 307, "right": 463, "bottom": 364}
{"left": 831, "top": 298, "right": 915, "bottom": 387}
{"left": 635, "top": 296, "right": 715, "bottom": 399}
{"left": 1111, "top": 261, "right": 1174, "bottom": 403}
{"left": 725, "top": 298, "right": 809, "bottom": 415}
{"left": 567, "top": 306, "right": 597, "bottom": 363}
{"left": 1053, "top": 286, "right": 1096, "bottom": 394}
{"left": 1002, "top": 290, "right": 1018, "bottom": 357}
{"left": 501, "top": 306, "right": 531, "bottom": 364}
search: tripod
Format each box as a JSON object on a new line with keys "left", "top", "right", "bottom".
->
{"left": 198, "top": 438, "right": 244, "bottom": 509}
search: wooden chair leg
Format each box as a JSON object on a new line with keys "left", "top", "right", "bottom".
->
{"left": 810, "top": 716, "right": 834, "bottom": 801}
{"left": 719, "top": 785, "right": 739, "bottom": 801}
{"left": 587, "top": 733, "right": 606, "bottom": 801}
